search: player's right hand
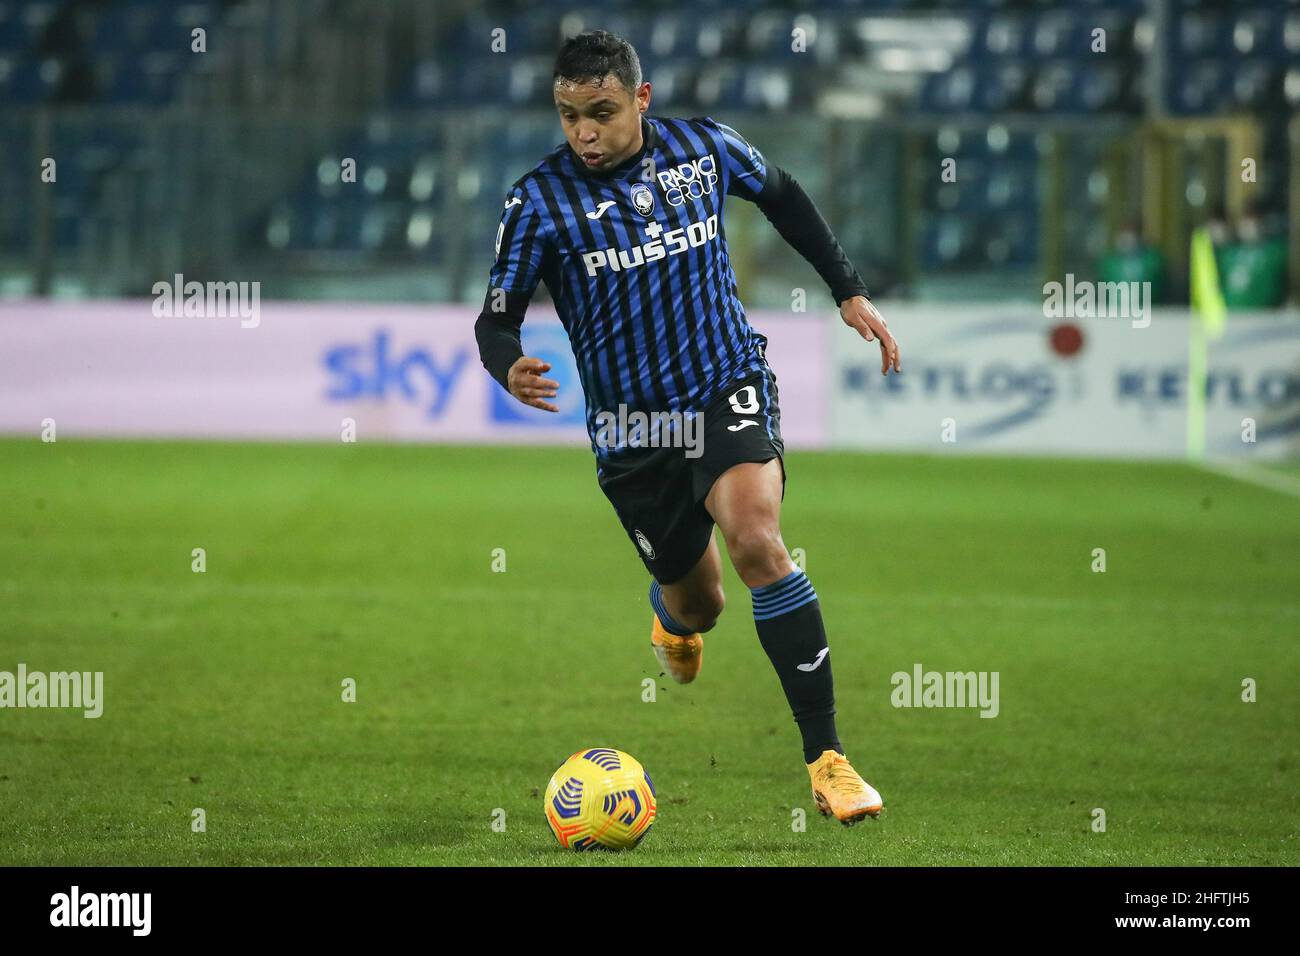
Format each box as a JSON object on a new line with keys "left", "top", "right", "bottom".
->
{"left": 508, "top": 356, "right": 560, "bottom": 413}
{"left": 840, "top": 295, "right": 901, "bottom": 375}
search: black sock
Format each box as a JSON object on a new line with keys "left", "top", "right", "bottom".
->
{"left": 750, "top": 570, "right": 842, "bottom": 764}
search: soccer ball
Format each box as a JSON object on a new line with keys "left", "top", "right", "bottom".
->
{"left": 544, "top": 748, "right": 657, "bottom": 851}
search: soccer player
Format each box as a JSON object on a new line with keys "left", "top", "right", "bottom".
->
{"left": 475, "top": 31, "right": 901, "bottom": 825}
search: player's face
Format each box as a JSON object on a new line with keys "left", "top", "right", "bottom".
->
{"left": 553, "top": 75, "right": 651, "bottom": 173}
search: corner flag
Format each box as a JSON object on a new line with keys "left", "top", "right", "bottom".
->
{"left": 1190, "top": 227, "right": 1227, "bottom": 339}
{"left": 1186, "top": 227, "right": 1228, "bottom": 460}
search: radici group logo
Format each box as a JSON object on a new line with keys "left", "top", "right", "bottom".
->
{"left": 655, "top": 154, "right": 718, "bottom": 207}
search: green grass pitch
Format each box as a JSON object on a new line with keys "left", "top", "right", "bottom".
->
{"left": 1, "top": 438, "right": 1297, "bottom": 866}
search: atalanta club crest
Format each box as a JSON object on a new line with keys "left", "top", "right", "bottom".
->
{"left": 635, "top": 529, "right": 656, "bottom": 558}
{"left": 630, "top": 183, "right": 654, "bottom": 217}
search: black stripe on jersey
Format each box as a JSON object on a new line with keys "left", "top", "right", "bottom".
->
{"left": 721, "top": 140, "right": 760, "bottom": 191}
{"left": 610, "top": 178, "right": 688, "bottom": 409}
{"left": 577, "top": 171, "right": 675, "bottom": 415}
{"left": 493, "top": 196, "right": 540, "bottom": 293}
{"left": 637, "top": 188, "right": 697, "bottom": 404}
{"left": 661, "top": 119, "right": 744, "bottom": 388}
{"left": 511, "top": 212, "right": 545, "bottom": 293}
{"left": 529, "top": 170, "right": 616, "bottom": 418}
{"left": 652, "top": 120, "right": 719, "bottom": 396}
{"left": 616, "top": 166, "right": 693, "bottom": 406}
{"left": 686, "top": 118, "right": 749, "bottom": 377}
{"left": 620, "top": 118, "right": 697, "bottom": 405}
{"left": 556, "top": 171, "right": 657, "bottom": 416}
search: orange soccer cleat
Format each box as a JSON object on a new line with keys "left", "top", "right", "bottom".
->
{"left": 650, "top": 614, "right": 704, "bottom": 684}
{"left": 807, "top": 750, "right": 883, "bottom": 825}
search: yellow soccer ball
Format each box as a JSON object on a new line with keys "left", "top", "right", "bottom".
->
{"left": 544, "top": 748, "right": 657, "bottom": 851}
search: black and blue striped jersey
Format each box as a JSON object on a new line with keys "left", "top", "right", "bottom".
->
{"left": 487, "top": 114, "right": 773, "bottom": 459}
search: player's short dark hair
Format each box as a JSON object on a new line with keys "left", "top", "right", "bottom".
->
{"left": 553, "top": 30, "right": 642, "bottom": 96}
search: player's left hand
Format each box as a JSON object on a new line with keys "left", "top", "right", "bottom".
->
{"left": 840, "top": 295, "right": 900, "bottom": 375}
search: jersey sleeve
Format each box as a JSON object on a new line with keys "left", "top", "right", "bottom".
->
{"left": 488, "top": 186, "right": 548, "bottom": 296}
{"left": 703, "top": 118, "right": 769, "bottom": 202}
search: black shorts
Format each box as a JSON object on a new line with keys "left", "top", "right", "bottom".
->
{"left": 596, "top": 365, "right": 786, "bottom": 585}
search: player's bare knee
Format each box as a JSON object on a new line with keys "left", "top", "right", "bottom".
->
{"left": 726, "top": 526, "right": 790, "bottom": 588}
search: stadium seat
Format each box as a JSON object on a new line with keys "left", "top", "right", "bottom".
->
{"left": 10, "top": 55, "right": 62, "bottom": 101}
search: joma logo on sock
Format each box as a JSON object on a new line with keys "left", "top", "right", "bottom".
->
{"left": 50, "top": 886, "right": 151, "bottom": 936}
{"left": 890, "top": 663, "right": 999, "bottom": 718}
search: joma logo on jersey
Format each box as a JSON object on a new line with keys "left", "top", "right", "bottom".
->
{"left": 656, "top": 154, "right": 718, "bottom": 206}
{"left": 582, "top": 215, "right": 718, "bottom": 276}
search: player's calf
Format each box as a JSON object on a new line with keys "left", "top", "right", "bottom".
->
{"left": 660, "top": 580, "right": 725, "bottom": 633}
{"left": 653, "top": 536, "right": 726, "bottom": 633}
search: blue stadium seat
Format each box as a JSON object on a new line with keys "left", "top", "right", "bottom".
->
{"left": 1229, "top": 60, "right": 1283, "bottom": 111}
{"left": 1029, "top": 11, "right": 1081, "bottom": 60}
{"left": 922, "top": 66, "right": 978, "bottom": 112}
{"left": 976, "top": 64, "right": 1030, "bottom": 111}
{"left": 921, "top": 215, "right": 976, "bottom": 269}
{"left": 984, "top": 213, "right": 1035, "bottom": 267}
{"left": 406, "top": 57, "right": 448, "bottom": 105}
{"left": 1171, "top": 59, "right": 1228, "bottom": 114}
{"left": 691, "top": 15, "right": 748, "bottom": 59}
{"left": 9, "top": 1, "right": 56, "bottom": 50}
{"left": 0, "top": 5, "right": 27, "bottom": 52}
{"left": 10, "top": 56, "right": 62, "bottom": 101}
{"left": 1078, "top": 63, "right": 1128, "bottom": 111}
{"left": 0, "top": 51, "right": 17, "bottom": 95}
{"left": 693, "top": 63, "right": 745, "bottom": 110}
{"left": 1229, "top": 10, "right": 1277, "bottom": 56}
{"left": 101, "top": 52, "right": 182, "bottom": 104}
{"left": 506, "top": 56, "right": 552, "bottom": 106}
{"left": 740, "top": 65, "right": 794, "bottom": 110}
{"left": 641, "top": 59, "right": 697, "bottom": 107}
{"left": 745, "top": 12, "right": 810, "bottom": 60}
{"left": 1177, "top": 11, "right": 1232, "bottom": 59}
{"left": 981, "top": 13, "right": 1030, "bottom": 59}
{"left": 1030, "top": 61, "right": 1082, "bottom": 112}
{"left": 454, "top": 55, "right": 511, "bottom": 103}
{"left": 647, "top": 17, "right": 687, "bottom": 59}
